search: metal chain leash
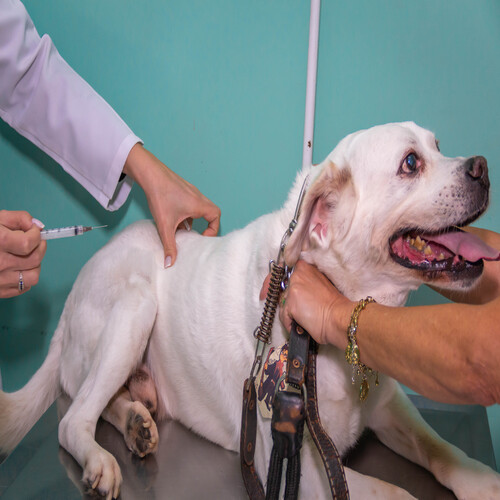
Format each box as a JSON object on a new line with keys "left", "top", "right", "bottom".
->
{"left": 246, "top": 176, "right": 310, "bottom": 390}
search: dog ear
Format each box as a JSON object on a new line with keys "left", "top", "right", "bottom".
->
{"left": 284, "top": 161, "right": 355, "bottom": 266}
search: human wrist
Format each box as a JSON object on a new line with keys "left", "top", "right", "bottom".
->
{"left": 123, "top": 143, "right": 151, "bottom": 187}
{"left": 325, "top": 294, "right": 354, "bottom": 348}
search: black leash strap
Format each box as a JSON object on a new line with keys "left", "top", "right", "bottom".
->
{"left": 305, "top": 339, "right": 349, "bottom": 499}
{"left": 241, "top": 377, "right": 265, "bottom": 500}
{"left": 265, "top": 322, "right": 308, "bottom": 500}
{"left": 266, "top": 390, "right": 305, "bottom": 500}
{"left": 241, "top": 324, "right": 349, "bottom": 499}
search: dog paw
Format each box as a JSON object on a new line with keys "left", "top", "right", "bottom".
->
{"left": 82, "top": 449, "right": 122, "bottom": 500}
{"left": 124, "top": 401, "right": 159, "bottom": 457}
{"left": 446, "top": 458, "right": 500, "bottom": 500}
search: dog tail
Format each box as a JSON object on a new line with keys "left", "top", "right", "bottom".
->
{"left": 0, "top": 313, "right": 65, "bottom": 461}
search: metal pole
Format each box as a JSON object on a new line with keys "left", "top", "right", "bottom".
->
{"left": 302, "top": 0, "right": 321, "bottom": 169}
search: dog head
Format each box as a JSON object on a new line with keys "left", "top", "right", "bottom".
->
{"left": 284, "top": 122, "right": 498, "bottom": 305}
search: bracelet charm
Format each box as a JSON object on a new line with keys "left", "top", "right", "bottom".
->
{"left": 345, "top": 296, "right": 378, "bottom": 402}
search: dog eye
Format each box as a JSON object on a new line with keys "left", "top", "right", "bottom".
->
{"left": 400, "top": 152, "right": 420, "bottom": 175}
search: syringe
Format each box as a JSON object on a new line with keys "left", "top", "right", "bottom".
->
{"left": 40, "top": 225, "right": 108, "bottom": 240}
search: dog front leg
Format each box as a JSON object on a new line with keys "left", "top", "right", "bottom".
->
{"left": 343, "top": 467, "right": 417, "bottom": 500}
{"left": 368, "top": 385, "right": 500, "bottom": 499}
{"left": 287, "top": 431, "right": 417, "bottom": 499}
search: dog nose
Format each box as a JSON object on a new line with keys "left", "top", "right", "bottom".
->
{"left": 466, "top": 156, "right": 488, "bottom": 181}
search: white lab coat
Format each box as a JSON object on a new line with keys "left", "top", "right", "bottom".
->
{"left": 0, "top": 0, "right": 142, "bottom": 210}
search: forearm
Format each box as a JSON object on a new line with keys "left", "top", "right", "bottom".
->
{"left": 0, "top": 0, "right": 140, "bottom": 210}
{"left": 333, "top": 298, "right": 500, "bottom": 405}
{"left": 282, "top": 256, "right": 500, "bottom": 406}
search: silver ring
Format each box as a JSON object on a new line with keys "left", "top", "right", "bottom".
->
{"left": 18, "top": 271, "right": 24, "bottom": 292}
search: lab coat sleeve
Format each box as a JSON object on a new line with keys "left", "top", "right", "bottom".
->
{"left": 0, "top": 0, "right": 142, "bottom": 210}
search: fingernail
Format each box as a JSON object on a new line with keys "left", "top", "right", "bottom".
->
{"left": 32, "top": 218, "right": 45, "bottom": 229}
{"left": 164, "top": 256, "right": 172, "bottom": 268}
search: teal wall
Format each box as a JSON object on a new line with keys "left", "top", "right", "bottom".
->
{"left": 1, "top": 0, "right": 499, "bottom": 466}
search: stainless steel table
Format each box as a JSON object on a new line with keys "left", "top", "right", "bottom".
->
{"left": 0, "top": 395, "right": 495, "bottom": 499}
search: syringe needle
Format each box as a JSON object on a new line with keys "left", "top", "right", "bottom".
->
{"left": 82, "top": 225, "right": 108, "bottom": 233}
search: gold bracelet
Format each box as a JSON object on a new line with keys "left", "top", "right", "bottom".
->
{"left": 345, "top": 296, "right": 378, "bottom": 402}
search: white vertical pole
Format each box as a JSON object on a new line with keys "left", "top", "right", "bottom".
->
{"left": 302, "top": 0, "right": 321, "bottom": 169}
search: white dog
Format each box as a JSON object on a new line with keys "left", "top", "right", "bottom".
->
{"left": 2, "top": 122, "right": 500, "bottom": 499}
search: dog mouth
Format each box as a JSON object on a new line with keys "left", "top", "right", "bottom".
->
{"left": 389, "top": 227, "right": 500, "bottom": 278}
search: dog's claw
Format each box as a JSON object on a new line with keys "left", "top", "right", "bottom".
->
{"left": 81, "top": 447, "right": 122, "bottom": 500}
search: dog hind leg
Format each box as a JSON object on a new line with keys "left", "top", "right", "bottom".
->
{"left": 58, "top": 282, "right": 157, "bottom": 499}
{"left": 102, "top": 386, "right": 159, "bottom": 457}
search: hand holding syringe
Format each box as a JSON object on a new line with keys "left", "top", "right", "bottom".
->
{"left": 40, "top": 225, "right": 107, "bottom": 240}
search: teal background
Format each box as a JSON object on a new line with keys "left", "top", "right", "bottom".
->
{"left": 1, "top": 0, "right": 499, "bottom": 467}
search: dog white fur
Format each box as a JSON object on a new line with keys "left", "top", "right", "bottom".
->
{"left": 1, "top": 122, "right": 500, "bottom": 499}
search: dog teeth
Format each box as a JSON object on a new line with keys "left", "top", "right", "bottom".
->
{"left": 414, "top": 236, "right": 426, "bottom": 251}
{"left": 424, "top": 245, "right": 433, "bottom": 256}
{"left": 438, "top": 253, "right": 445, "bottom": 260}
{"left": 408, "top": 235, "right": 427, "bottom": 252}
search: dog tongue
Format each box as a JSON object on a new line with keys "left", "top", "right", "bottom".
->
{"left": 427, "top": 231, "right": 500, "bottom": 262}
